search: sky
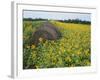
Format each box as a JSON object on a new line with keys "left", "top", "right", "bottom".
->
{"left": 23, "top": 10, "right": 91, "bottom": 21}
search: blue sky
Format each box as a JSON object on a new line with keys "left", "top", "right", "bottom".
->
{"left": 23, "top": 10, "right": 91, "bottom": 21}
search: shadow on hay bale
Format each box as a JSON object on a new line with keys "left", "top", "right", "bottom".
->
{"left": 30, "top": 21, "right": 62, "bottom": 46}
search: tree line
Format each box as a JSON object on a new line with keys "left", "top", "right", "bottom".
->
{"left": 23, "top": 18, "right": 91, "bottom": 24}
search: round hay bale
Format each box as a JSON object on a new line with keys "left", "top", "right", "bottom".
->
{"left": 30, "top": 22, "right": 62, "bottom": 46}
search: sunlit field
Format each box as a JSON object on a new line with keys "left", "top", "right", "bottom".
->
{"left": 23, "top": 20, "right": 91, "bottom": 69}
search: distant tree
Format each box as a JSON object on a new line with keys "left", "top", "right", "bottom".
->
{"left": 23, "top": 18, "right": 91, "bottom": 24}
{"left": 58, "top": 19, "right": 91, "bottom": 24}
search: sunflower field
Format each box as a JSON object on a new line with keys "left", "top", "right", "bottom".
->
{"left": 23, "top": 20, "right": 91, "bottom": 69}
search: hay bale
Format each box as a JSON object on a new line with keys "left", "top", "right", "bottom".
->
{"left": 30, "top": 22, "right": 62, "bottom": 46}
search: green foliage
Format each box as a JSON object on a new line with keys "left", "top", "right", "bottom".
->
{"left": 23, "top": 20, "right": 91, "bottom": 69}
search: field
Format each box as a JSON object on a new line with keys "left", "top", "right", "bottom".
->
{"left": 23, "top": 20, "right": 91, "bottom": 69}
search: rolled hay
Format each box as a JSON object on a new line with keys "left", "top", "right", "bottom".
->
{"left": 30, "top": 22, "right": 62, "bottom": 46}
